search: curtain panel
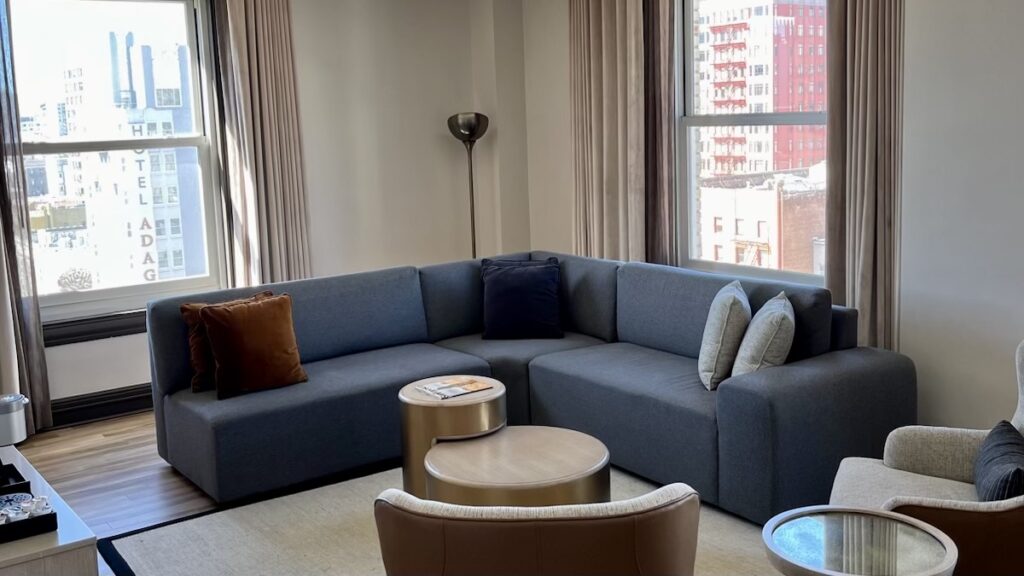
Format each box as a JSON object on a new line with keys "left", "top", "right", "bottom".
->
{"left": 212, "top": 0, "right": 311, "bottom": 286}
{"left": 0, "top": 0, "right": 51, "bottom": 434}
{"left": 826, "top": 0, "right": 905, "bottom": 349}
{"left": 570, "top": 0, "right": 646, "bottom": 261}
{"left": 642, "top": 0, "right": 677, "bottom": 266}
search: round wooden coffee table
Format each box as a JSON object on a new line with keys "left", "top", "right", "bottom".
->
{"left": 399, "top": 376, "right": 506, "bottom": 498}
{"left": 763, "top": 505, "right": 958, "bottom": 576}
{"left": 423, "top": 425, "right": 610, "bottom": 506}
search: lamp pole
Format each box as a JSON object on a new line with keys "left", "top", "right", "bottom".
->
{"left": 447, "top": 113, "right": 489, "bottom": 259}
{"left": 463, "top": 140, "right": 478, "bottom": 259}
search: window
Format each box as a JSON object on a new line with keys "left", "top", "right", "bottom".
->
{"left": 172, "top": 249, "right": 184, "bottom": 267}
{"left": 155, "top": 88, "right": 182, "bottom": 108}
{"left": 12, "top": 0, "right": 222, "bottom": 320}
{"left": 682, "top": 0, "right": 827, "bottom": 281}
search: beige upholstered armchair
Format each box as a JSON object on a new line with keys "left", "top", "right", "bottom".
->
{"left": 830, "top": 340, "right": 1024, "bottom": 576}
{"left": 374, "top": 483, "right": 700, "bottom": 576}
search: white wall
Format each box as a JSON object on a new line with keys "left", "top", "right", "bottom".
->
{"left": 523, "top": 0, "right": 574, "bottom": 254}
{"left": 291, "top": 0, "right": 532, "bottom": 277}
{"left": 899, "top": 0, "right": 1024, "bottom": 428}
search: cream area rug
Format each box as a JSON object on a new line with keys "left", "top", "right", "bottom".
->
{"left": 101, "top": 468, "right": 772, "bottom": 575}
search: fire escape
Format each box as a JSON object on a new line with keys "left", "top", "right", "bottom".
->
{"left": 710, "top": 21, "right": 748, "bottom": 176}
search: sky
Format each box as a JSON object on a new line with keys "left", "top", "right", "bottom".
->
{"left": 10, "top": 0, "right": 191, "bottom": 111}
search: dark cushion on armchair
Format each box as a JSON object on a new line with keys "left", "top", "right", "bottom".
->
{"left": 975, "top": 421, "right": 1024, "bottom": 502}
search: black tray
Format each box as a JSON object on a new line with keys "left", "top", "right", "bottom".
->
{"left": 0, "top": 465, "right": 29, "bottom": 497}
{"left": 0, "top": 511, "right": 57, "bottom": 543}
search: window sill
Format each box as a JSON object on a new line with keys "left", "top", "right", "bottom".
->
{"left": 43, "top": 310, "right": 147, "bottom": 347}
{"left": 679, "top": 258, "right": 825, "bottom": 287}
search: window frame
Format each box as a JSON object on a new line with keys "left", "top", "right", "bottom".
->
{"left": 676, "top": 0, "right": 825, "bottom": 286}
{"left": 17, "top": 0, "right": 227, "bottom": 323}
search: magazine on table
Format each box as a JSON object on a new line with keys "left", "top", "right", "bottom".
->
{"left": 417, "top": 377, "right": 493, "bottom": 400}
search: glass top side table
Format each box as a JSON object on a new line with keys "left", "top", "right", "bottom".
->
{"left": 763, "top": 506, "right": 958, "bottom": 576}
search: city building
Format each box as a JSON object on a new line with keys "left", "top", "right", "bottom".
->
{"left": 692, "top": 0, "right": 827, "bottom": 274}
{"left": 21, "top": 31, "right": 205, "bottom": 294}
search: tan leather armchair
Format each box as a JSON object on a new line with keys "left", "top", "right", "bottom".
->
{"left": 830, "top": 340, "right": 1024, "bottom": 575}
{"left": 374, "top": 483, "right": 700, "bottom": 576}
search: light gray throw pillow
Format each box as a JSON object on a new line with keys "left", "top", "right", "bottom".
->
{"left": 732, "top": 291, "right": 795, "bottom": 377}
{"left": 698, "top": 281, "right": 751, "bottom": 390}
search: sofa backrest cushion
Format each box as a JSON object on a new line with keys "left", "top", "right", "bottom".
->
{"left": 531, "top": 251, "right": 620, "bottom": 342}
{"left": 616, "top": 262, "right": 831, "bottom": 361}
{"left": 830, "top": 306, "right": 858, "bottom": 351}
{"left": 419, "top": 254, "right": 529, "bottom": 341}
{"left": 148, "top": 266, "right": 428, "bottom": 398}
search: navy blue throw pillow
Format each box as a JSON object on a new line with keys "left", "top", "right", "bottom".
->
{"left": 481, "top": 258, "right": 563, "bottom": 340}
{"left": 975, "top": 420, "right": 1024, "bottom": 502}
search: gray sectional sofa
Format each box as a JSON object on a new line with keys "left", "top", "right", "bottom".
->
{"left": 147, "top": 251, "right": 916, "bottom": 523}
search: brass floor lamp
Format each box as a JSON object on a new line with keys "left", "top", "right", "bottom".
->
{"left": 447, "top": 113, "right": 489, "bottom": 259}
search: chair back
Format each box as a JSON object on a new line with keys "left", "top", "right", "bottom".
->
{"left": 1014, "top": 340, "right": 1024, "bottom": 432}
{"left": 374, "top": 483, "right": 700, "bottom": 576}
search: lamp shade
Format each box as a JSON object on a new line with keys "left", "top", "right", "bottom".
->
{"left": 447, "top": 113, "right": 489, "bottom": 144}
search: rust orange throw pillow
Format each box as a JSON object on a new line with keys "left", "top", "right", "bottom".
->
{"left": 181, "top": 291, "right": 273, "bottom": 393}
{"left": 199, "top": 293, "right": 308, "bottom": 400}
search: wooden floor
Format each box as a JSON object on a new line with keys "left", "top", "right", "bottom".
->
{"left": 19, "top": 411, "right": 215, "bottom": 575}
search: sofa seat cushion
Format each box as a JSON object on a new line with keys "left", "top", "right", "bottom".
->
{"left": 436, "top": 332, "right": 603, "bottom": 424}
{"left": 830, "top": 457, "right": 979, "bottom": 510}
{"left": 163, "top": 343, "right": 489, "bottom": 502}
{"left": 528, "top": 342, "right": 719, "bottom": 503}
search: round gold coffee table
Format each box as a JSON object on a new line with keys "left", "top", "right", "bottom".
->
{"left": 424, "top": 425, "right": 610, "bottom": 506}
{"left": 399, "top": 375, "right": 506, "bottom": 498}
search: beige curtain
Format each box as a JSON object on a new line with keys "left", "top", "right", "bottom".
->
{"left": 643, "top": 0, "right": 677, "bottom": 265}
{"left": 213, "top": 0, "right": 311, "bottom": 286}
{"left": 0, "top": 0, "right": 51, "bottom": 433}
{"left": 826, "top": 0, "right": 904, "bottom": 349}
{"left": 571, "top": 0, "right": 646, "bottom": 261}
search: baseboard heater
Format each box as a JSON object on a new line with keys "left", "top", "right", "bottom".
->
{"left": 49, "top": 383, "right": 152, "bottom": 429}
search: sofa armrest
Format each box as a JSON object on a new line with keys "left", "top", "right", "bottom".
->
{"left": 883, "top": 426, "right": 988, "bottom": 484}
{"left": 885, "top": 494, "right": 1024, "bottom": 513}
{"left": 716, "top": 347, "right": 917, "bottom": 524}
{"left": 887, "top": 495, "right": 1024, "bottom": 576}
